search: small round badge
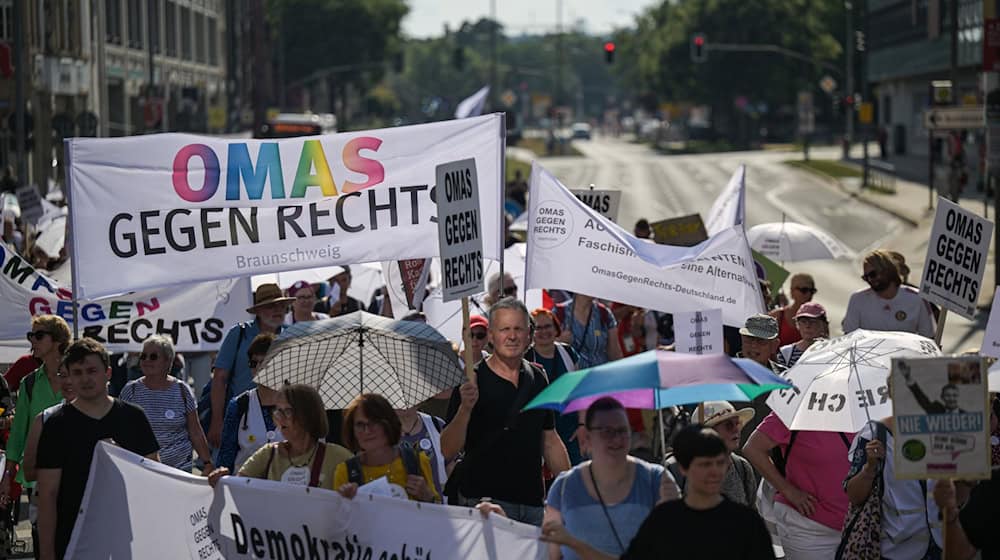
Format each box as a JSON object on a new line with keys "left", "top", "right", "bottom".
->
{"left": 419, "top": 438, "right": 432, "bottom": 451}
{"left": 895, "top": 311, "right": 907, "bottom": 321}
{"left": 248, "top": 434, "right": 257, "bottom": 443}
{"left": 164, "top": 409, "right": 176, "bottom": 420}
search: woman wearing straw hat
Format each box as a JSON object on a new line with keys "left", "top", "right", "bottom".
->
{"left": 664, "top": 401, "right": 756, "bottom": 507}
{"left": 204, "top": 283, "right": 294, "bottom": 448}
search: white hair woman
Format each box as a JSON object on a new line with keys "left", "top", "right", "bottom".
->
{"left": 120, "top": 335, "right": 213, "bottom": 472}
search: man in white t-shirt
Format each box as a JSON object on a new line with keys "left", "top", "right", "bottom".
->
{"left": 842, "top": 250, "right": 935, "bottom": 338}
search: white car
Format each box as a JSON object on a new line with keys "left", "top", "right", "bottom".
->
{"left": 571, "top": 122, "right": 592, "bottom": 140}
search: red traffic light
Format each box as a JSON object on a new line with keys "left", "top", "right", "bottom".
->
{"left": 604, "top": 42, "right": 616, "bottom": 53}
{"left": 694, "top": 36, "right": 705, "bottom": 47}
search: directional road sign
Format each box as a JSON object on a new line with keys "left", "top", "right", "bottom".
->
{"left": 924, "top": 106, "right": 985, "bottom": 130}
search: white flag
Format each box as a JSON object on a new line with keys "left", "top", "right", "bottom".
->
{"left": 455, "top": 86, "right": 490, "bottom": 119}
{"left": 704, "top": 165, "right": 746, "bottom": 236}
{"left": 525, "top": 164, "right": 764, "bottom": 327}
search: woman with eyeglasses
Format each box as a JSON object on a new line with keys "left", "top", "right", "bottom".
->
{"left": 775, "top": 302, "right": 829, "bottom": 370}
{"left": 526, "top": 308, "right": 585, "bottom": 464}
{"left": 285, "top": 280, "right": 329, "bottom": 324}
{"left": 768, "top": 273, "right": 817, "bottom": 347}
{"left": 334, "top": 393, "right": 439, "bottom": 503}
{"left": 543, "top": 397, "right": 678, "bottom": 560}
{"left": 208, "top": 384, "right": 351, "bottom": 489}
{"left": 119, "top": 335, "right": 212, "bottom": 472}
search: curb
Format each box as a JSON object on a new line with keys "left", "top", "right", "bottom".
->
{"left": 784, "top": 162, "right": 922, "bottom": 228}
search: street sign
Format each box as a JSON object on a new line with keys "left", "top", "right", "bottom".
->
{"left": 858, "top": 102, "right": 874, "bottom": 124}
{"left": 924, "top": 106, "right": 984, "bottom": 130}
{"left": 919, "top": 197, "right": 994, "bottom": 319}
{"left": 570, "top": 189, "right": 622, "bottom": 223}
{"left": 436, "top": 158, "right": 484, "bottom": 302}
{"left": 819, "top": 75, "right": 837, "bottom": 94}
{"left": 797, "top": 91, "right": 815, "bottom": 135}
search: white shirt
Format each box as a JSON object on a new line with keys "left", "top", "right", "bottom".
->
{"left": 842, "top": 285, "right": 935, "bottom": 338}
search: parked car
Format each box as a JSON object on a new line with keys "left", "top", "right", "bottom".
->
{"left": 571, "top": 122, "right": 592, "bottom": 140}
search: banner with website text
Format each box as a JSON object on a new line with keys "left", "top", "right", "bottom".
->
{"left": 524, "top": 164, "right": 764, "bottom": 327}
{"left": 66, "top": 115, "right": 505, "bottom": 300}
{"left": 0, "top": 242, "right": 250, "bottom": 352}
{"left": 69, "top": 443, "right": 546, "bottom": 560}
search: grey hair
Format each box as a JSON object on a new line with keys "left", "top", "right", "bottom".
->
{"left": 487, "top": 272, "right": 514, "bottom": 296}
{"left": 488, "top": 297, "right": 532, "bottom": 329}
{"left": 143, "top": 334, "right": 176, "bottom": 367}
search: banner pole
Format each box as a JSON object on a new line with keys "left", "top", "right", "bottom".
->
{"left": 462, "top": 297, "right": 475, "bottom": 383}
{"left": 934, "top": 308, "right": 949, "bottom": 347}
{"left": 697, "top": 403, "right": 705, "bottom": 424}
{"left": 498, "top": 113, "right": 507, "bottom": 297}
{"left": 63, "top": 139, "right": 80, "bottom": 340}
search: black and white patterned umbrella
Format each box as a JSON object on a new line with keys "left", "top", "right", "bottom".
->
{"left": 254, "top": 311, "right": 465, "bottom": 409}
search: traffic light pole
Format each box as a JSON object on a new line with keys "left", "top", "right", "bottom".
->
{"left": 13, "top": 0, "right": 26, "bottom": 185}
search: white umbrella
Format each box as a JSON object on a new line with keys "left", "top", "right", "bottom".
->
{"left": 767, "top": 330, "right": 941, "bottom": 433}
{"left": 747, "top": 221, "right": 851, "bottom": 262}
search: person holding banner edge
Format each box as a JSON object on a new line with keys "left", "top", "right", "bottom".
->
{"left": 204, "top": 283, "right": 292, "bottom": 449}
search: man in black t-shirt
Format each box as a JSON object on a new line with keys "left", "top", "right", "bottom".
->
{"left": 441, "top": 298, "right": 570, "bottom": 526}
{"left": 541, "top": 425, "right": 774, "bottom": 559}
{"left": 36, "top": 339, "right": 159, "bottom": 560}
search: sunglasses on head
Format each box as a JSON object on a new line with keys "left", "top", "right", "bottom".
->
{"left": 139, "top": 353, "right": 160, "bottom": 361}
{"left": 26, "top": 331, "right": 51, "bottom": 341}
{"left": 794, "top": 286, "right": 817, "bottom": 294}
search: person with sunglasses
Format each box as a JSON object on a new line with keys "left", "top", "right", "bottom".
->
{"left": 768, "top": 274, "right": 817, "bottom": 347}
{"left": 465, "top": 315, "right": 491, "bottom": 365}
{"left": 1, "top": 315, "right": 70, "bottom": 527}
{"left": 119, "top": 335, "right": 212, "bottom": 472}
{"left": 208, "top": 384, "right": 351, "bottom": 490}
{"left": 543, "top": 398, "right": 678, "bottom": 559}
{"left": 216, "top": 334, "right": 285, "bottom": 473}
{"left": 843, "top": 250, "right": 935, "bottom": 339}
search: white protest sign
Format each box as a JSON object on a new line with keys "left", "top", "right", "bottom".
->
{"left": 15, "top": 184, "right": 43, "bottom": 224}
{"left": 436, "top": 159, "right": 484, "bottom": 302}
{"left": 68, "top": 443, "right": 547, "bottom": 559}
{"left": 891, "top": 356, "right": 992, "bottom": 480}
{"left": 704, "top": 165, "right": 746, "bottom": 236}
{"left": 570, "top": 189, "right": 622, "bottom": 223}
{"left": 919, "top": 197, "right": 994, "bottom": 320}
{"left": 525, "top": 164, "right": 764, "bottom": 327}
{"left": 674, "top": 309, "right": 723, "bottom": 354}
{"left": 0, "top": 242, "right": 250, "bottom": 352}
{"left": 981, "top": 287, "right": 1000, "bottom": 358}
{"left": 66, "top": 115, "right": 505, "bottom": 300}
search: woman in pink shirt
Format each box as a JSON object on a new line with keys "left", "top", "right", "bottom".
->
{"left": 743, "top": 412, "right": 854, "bottom": 560}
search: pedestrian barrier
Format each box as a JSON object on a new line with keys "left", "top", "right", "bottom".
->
{"left": 865, "top": 160, "right": 896, "bottom": 193}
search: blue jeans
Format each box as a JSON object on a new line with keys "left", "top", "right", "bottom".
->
{"left": 457, "top": 493, "right": 544, "bottom": 526}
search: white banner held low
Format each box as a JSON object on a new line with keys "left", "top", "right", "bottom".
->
{"left": 919, "top": 197, "right": 994, "bottom": 320}
{"left": 570, "top": 189, "right": 622, "bottom": 223}
{"left": 437, "top": 159, "right": 485, "bottom": 301}
{"left": 68, "top": 443, "right": 546, "bottom": 559}
{"left": 525, "top": 164, "right": 764, "bottom": 327}
{"left": 0, "top": 243, "right": 250, "bottom": 352}
{"left": 891, "top": 356, "right": 992, "bottom": 480}
{"left": 674, "top": 309, "right": 723, "bottom": 354}
{"left": 66, "top": 115, "right": 505, "bottom": 300}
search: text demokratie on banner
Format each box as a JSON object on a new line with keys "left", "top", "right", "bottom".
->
{"left": 66, "top": 115, "right": 505, "bottom": 299}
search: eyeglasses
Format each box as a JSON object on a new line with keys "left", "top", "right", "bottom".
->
{"left": 794, "top": 286, "right": 817, "bottom": 294}
{"left": 535, "top": 324, "right": 555, "bottom": 332}
{"left": 273, "top": 407, "right": 294, "bottom": 420}
{"left": 25, "top": 331, "right": 51, "bottom": 341}
{"left": 503, "top": 286, "right": 518, "bottom": 297}
{"left": 861, "top": 271, "right": 879, "bottom": 282}
{"left": 588, "top": 426, "right": 630, "bottom": 440}
{"left": 470, "top": 330, "right": 488, "bottom": 340}
{"left": 353, "top": 421, "right": 380, "bottom": 433}
{"left": 139, "top": 353, "right": 160, "bottom": 361}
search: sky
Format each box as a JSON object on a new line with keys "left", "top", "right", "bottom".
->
{"left": 402, "top": 0, "right": 659, "bottom": 38}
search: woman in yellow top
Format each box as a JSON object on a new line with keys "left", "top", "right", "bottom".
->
{"left": 334, "top": 393, "right": 439, "bottom": 503}
{"left": 207, "top": 384, "right": 351, "bottom": 490}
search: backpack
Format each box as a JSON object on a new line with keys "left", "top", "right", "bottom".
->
{"left": 771, "top": 430, "right": 851, "bottom": 477}
{"left": 197, "top": 323, "right": 247, "bottom": 433}
{"left": 345, "top": 441, "right": 422, "bottom": 485}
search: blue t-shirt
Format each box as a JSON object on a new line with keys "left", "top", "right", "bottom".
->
{"left": 557, "top": 300, "right": 618, "bottom": 369}
{"left": 547, "top": 460, "right": 664, "bottom": 559}
{"left": 213, "top": 320, "right": 284, "bottom": 397}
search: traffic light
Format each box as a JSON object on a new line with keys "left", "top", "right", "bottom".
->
{"left": 603, "top": 41, "right": 616, "bottom": 64}
{"left": 691, "top": 33, "right": 707, "bottom": 63}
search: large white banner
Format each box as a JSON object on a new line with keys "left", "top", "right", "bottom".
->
{"left": 66, "top": 115, "right": 505, "bottom": 300}
{"left": 0, "top": 242, "right": 250, "bottom": 352}
{"left": 525, "top": 164, "right": 764, "bottom": 327}
{"left": 704, "top": 165, "right": 746, "bottom": 236}
{"left": 69, "top": 443, "right": 546, "bottom": 559}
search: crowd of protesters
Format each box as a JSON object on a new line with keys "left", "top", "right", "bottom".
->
{"left": 0, "top": 246, "right": 998, "bottom": 560}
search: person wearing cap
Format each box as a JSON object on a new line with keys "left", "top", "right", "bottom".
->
{"left": 775, "top": 302, "right": 829, "bottom": 370}
{"left": 285, "top": 281, "right": 329, "bottom": 324}
{"left": 743, "top": 408, "right": 856, "bottom": 559}
{"left": 664, "top": 402, "right": 756, "bottom": 507}
{"left": 465, "top": 315, "right": 490, "bottom": 365}
{"left": 736, "top": 314, "right": 781, "bottom": 437}
{"left": 843, "top": 250, "right": 935, "bottom": 338}
{"left": 319, "top": 266, "right": 365, "bottom": 317}
{"left": 768, "top": 274, "right": 817, "bottom": 347}
{"left": 205, "top": 283, "right": 293, "bottom": 448}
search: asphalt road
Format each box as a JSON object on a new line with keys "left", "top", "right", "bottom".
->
{"left": 520, "top": 134, "right": 984, "bottom": 354}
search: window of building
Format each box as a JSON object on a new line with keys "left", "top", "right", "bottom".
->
{"left": 150, "top": 0, "right": 160, "bottom": 53}
{"left": 164, "top": 1, "right": 176, "bottom": 57}
{"left": 0, "top": 1, "right": 11, "bottom": 42}
{"left": 106, "top": 0, "right": 122, "bottom": 44}
{"left": 127, "top": 0, "right": 143, "bottom": 50}
{"left": 180, "top": 5, "right": 191, "bottom": 60}
{"left": 207, "top": 17, "right": 218, "bottom": 66}
{"left": 194, "top": 11, "right": 205, "bottom": 63}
